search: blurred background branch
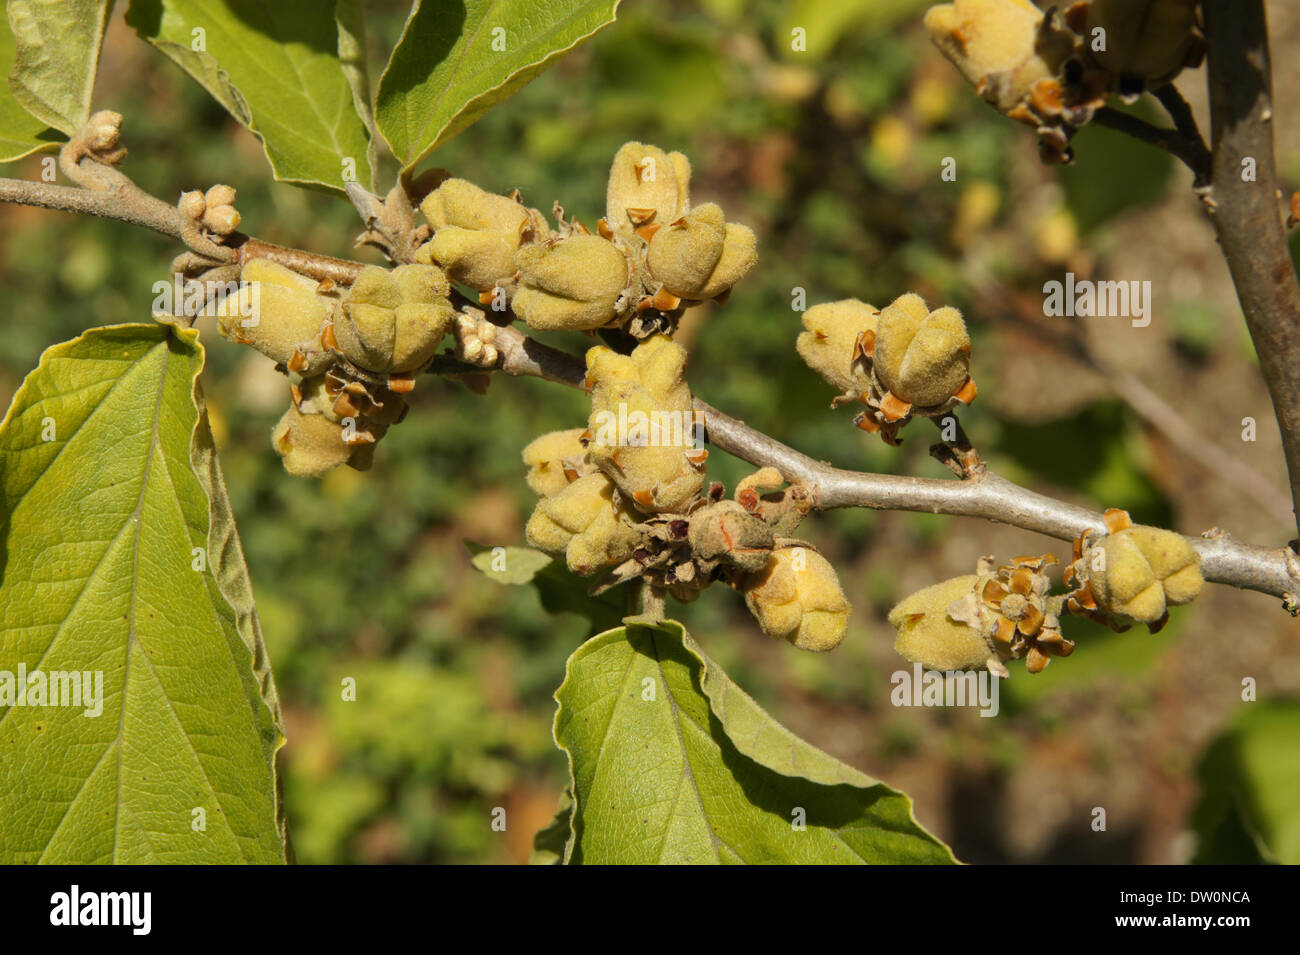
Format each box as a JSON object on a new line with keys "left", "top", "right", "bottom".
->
{"left": 1203, "top": 0, "right": 1300, "bottom": 543}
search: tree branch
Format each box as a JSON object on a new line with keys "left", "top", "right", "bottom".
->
{"left": 2, "top": 132, "right": 1296, "bottom": 608}
{"left": 488, "top": 323, "right": 1300, "bottom": 605}
{"left": 0, "top": 175, "right": 188, "bottom": 242}
{"left": 1202, "top": 0, "right": 1300, "bottom": 545}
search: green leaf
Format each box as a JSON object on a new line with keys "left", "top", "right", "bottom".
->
{"left": 125, "top": 0, "right": 373, "bottom": 193}
{"left": 0, "top": 324, "right": 285, "bottom": 863}
{"left": 375, "top": 0, "right": 622, "bottom": 172}
{"left": 468, "top": 542, "right": 555, "bottom": 585}
{"left": 465, "top": 541, "right": 625, "bottom": 634}
{"left": 1192, "top": 701, "right": 1300, "bottom": 865}
{"left": 528, "top": 788, "right": 573, "bottom": 865}
{"left": 554, "top": 620, "right": 956, "bottom": 864}
{"left": 335, "top": 0, "right": 379, "bottom": 191}
{"left": 0, "top": 10, "right": 59, "bottom": 161}
{"left": 6, "top": 0, "right": 113, "bottom": 135}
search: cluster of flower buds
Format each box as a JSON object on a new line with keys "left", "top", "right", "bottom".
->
{"left": 1065, "top": 507, "right": 1202, "bottom": 629}
{"left": 797, "top": 293, "right": 976, "bottom": 444}
{"left": 523, "top": 335, "right": 705, "bottom": 575}
{"left": 890, "top": 553, "right": 1070, "bottom": 676}
{"left": 217, "top": 257, "right": 454, "bottom": 477}
{"left": 414, "top": 142, "right": 756, "bottom": 337}
{"left": 889, "top": 509, "right": 1204, "bottom": 676}
{"left": 924, "top": 0, "right": 1203, "bottom": 163}
{"left": 517, "top": 335, "right": 702, "bottom": 574}
{"left": 519, "top": 340, "right": 844, "bottom": 648}
{"left": 179, "top": 184, "right": 242, "bottom": 236}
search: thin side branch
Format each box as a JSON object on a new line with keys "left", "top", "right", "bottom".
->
{"left": 1152, "top": 83, "right": 1210, "bottom": 155}
{"left": 0, "top": 178, "right": 369, "bottom": 284}
{"left": 1092, "top": 106, "right": 1212, "bottom": 185}
{"left": 1202, "top": 0, "right": 1300, "bottom": 544}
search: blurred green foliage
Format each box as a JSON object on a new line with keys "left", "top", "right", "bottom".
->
{"left": 2, "top": 0, "right": 1279, "bottom": 864}
{"left": 1193, "top": 701, "right": 1300, "bottom": 864}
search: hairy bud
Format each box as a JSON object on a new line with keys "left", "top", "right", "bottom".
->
{"left": 420, "top": 178, "right": 546, "bottom": 290}
{"left": 585, "top": 334, "right": 705, "bottom": 513}
{"left": 525, "top": 472, "right": 640, "bottom": 576}
{"left": 742, "top": 543, "right": 851, "bottom": 652}
{"left": 889, "top": 575, "right": 996, "bottom": 671}
{"left": 221, "top": 258, "right": 335, "bottom": 375}
{"left": 522, "top": 428, "right": 591, "bottom": 498}
{"left": 796, "top": 298, "right": 879, "bottom": 394}
{"left": 688, "top": 500, "right": 775, "bottom": 575}
{"left": 271, "top": 405, "right": 355, "bottom": 477}
{"left": 924, "top": 0, "right": 1069, "bottom": 115}
{"left": 1081, "top": 524, "right": 1202, "bottom": 623}
{"left": 646, "top": 203, "right": 756, "bottom": 300}
{"left": 605, "top": 142, "right": 692, "bottom": 232}
{"left": 512, "top": 235, "right": 631, "bottom": 331}
{"left": 335, "top": 264, "right": 454, "bottom": 373}
{"left": 874, "top": 292, "right": 971, "bottom": 408}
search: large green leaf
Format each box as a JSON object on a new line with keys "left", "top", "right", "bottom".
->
{"left": 554, "top": 621, "right": 956, "bottom": 864}
{"left": 6, "top": 0, "right": 113, "bottom": 135}
{"left": 0, "top": 324, "right": 285, "bottom": 863}
{"left": 0, "top": 9, "right": 59, "bottom": 161}
{"left": 375, "top": 0, "right": 621, "bottom": 172}
{"left": 1192, "top": 701, "right": 1300, "bottom": 865}
{"left": 126, "top": 0, "right": 373, "bottom": 192}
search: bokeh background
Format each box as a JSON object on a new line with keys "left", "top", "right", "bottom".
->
{"left": 2, "top": 0, "right": 1299, "bottom": 864}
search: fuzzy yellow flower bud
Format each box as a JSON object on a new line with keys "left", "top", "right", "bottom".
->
{"left": 796, "top": 299, "right": 879, "bottom": 393}
{"left": 522, "top": 428, "right": 590, "bottom": 498}
{"left": 874, "top": 293, "right": 971, "bottom": 408}
{"left": 335, "top": 264, "right": 454, "bottom": 373}
{"left": 889, "top": 575, "right": 996, "bottom": 671}
{"left": 1084, "top": 525, "right": 1202, "bottom": 623}
{"left": 742, "top": 544, "right": 851, "bottom": 652}
{"left": 271, "top": 405, "right": 355, "bottom": 478}
{"left": 220, "top": 258, "right": 334, "bottom": 374}
{"left": 420, "top": 178, "right": 544, "bottom": 290}
{"left": 924, "top": 0, "right": 1071, "bottom": 117}
{"left": 586, "top": 335, "right": 704, "bottom": 513}
{"left": 512, "top": 235, "right": 630, "bottom": 332}
{"left": 646, "top": 203, "right": 757, "bottom": 300}
{"left": 1084, "top": 0, "right": 1201, "bottom": 94}
{"left": 525, "top": 472, "right": 640, "bottom": 576}
{"left": 201, "top": 184, "right": 240, "bottom": 234}
{"left": 606, "top": 142, "right": 692, "bottom": 232}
